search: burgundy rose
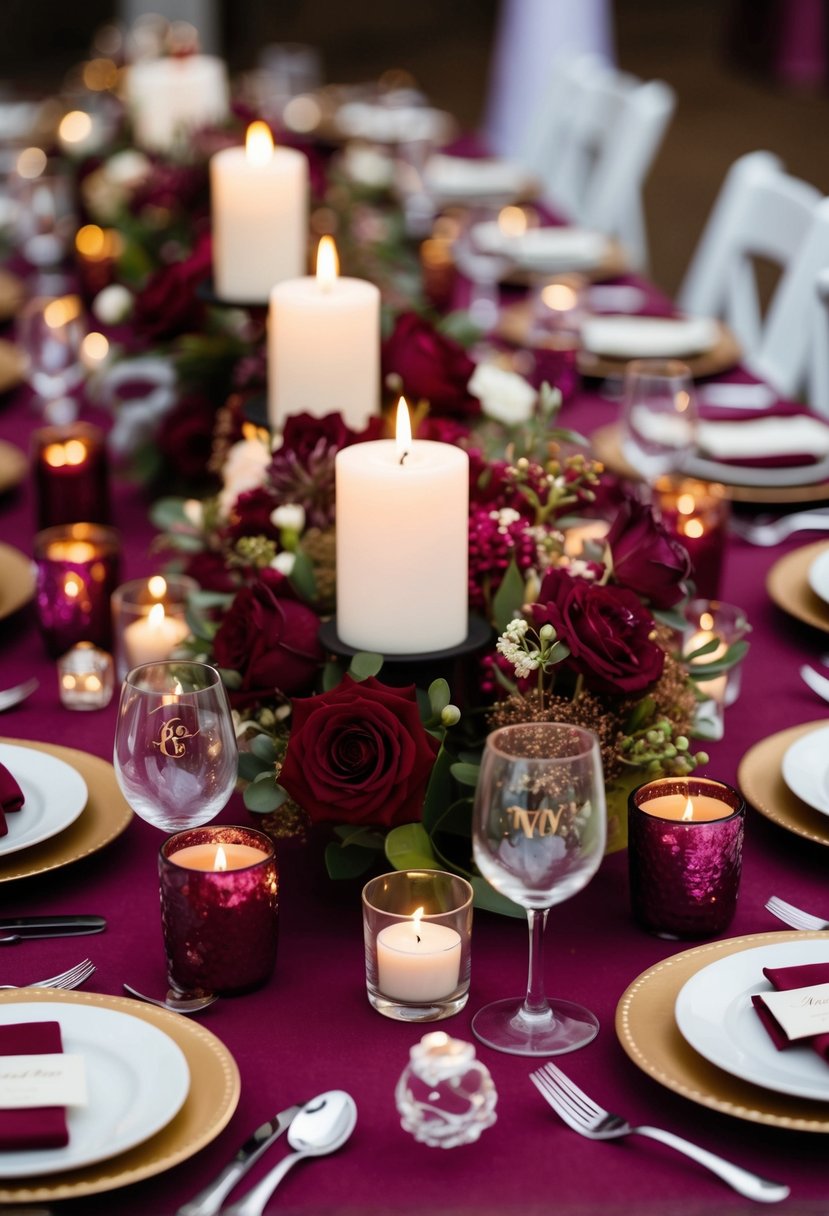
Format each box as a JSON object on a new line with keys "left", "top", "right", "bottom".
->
{"left": 223, "top": 486, "right": 281, "bottom": 542}
{"left": 531, "top": 568, "right": 664, "bottom": 695}
{"left": 183, "top": 551, "right": 239, "bottom": 595}
{"left": 132, "top": 232, "right": 212, "bottom": 342}
{"left": 279, "top": 411, "right": 383, "bottom": 464}
{"left": 212, "top": 569, "right": 323, "bottom": 706}
{"left": 157, "top": 392, "right": 217, "bottom": 481}
{"left": 606, "top": 498, "right": 691, "bottom": 609}
{"left": 279, "top": 675, "right": 440, "bottom": 828}
{"left": 382, "top": 312, "right": 479, "bottom": 417}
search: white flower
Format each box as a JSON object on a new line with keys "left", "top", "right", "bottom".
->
{"left": 217, "top": 437, "right": 271, "bottom": 518}
{"left": 270, "top": 503, "right": 306, "bottom": 533}
{"left": 106, "top": 149, "right": 152, "bottom": 188}
{"left": 183, "top": 498, "right": 204, "bottom": 528}
{"left": 468, "top": 362, "right": 536, "bottom": 426}
{"left": 92, "top": 284, "right": 133, "bottom": 325}
{"left": 270, "top": 551, "right": 296, "bottom": 576}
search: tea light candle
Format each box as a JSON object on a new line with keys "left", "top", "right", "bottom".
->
{"left": 160, "top": 826, "right": 279, "bottom": 994}
{"left": 335, "top": 398, "right": 468, "bottom": 654}
{"left": 123, "top": 602, "right": 189, "bottom": 668}
{"left": 653, "top": 477, "right": 729, "bottom": 598}
{"left": 112, "top": 574, "right": 196, "bottom": 678}
{"left": 34, "top": 523, "right": 120, "bottom": 657}
{"left": 683, "top": 599, "right": 748, "bottom": 709}
{"left": 210, "top": 122, "right": 308, "bottom": 304}
{"left": 377, "top": 908, "right": 462, "bottom": 1002}
{"left": 32, "top": 422, "right": 110, "bottom": 530}
{"left": 268, "top": 236, "right": 380, "bottom": 431}
{"left": 684, "top": 626, "right": 727, "bottom": 704}
{"left": 628, "top": 777, "right": 745, "bottom": 938}
{"left": 57, "top": 641, "right": 114, "bottom": 710}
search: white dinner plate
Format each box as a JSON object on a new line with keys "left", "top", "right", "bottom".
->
{"left": 684, "top": 450, "right": 829, "bottom": 489}
{"left": 0, "top": 743, "right": 87, "bottom": 856}
{"left": 0, "top": 1001, "right": 190, "bottom": 1177}
{"left": 808, "top": 549, "right": 829, "bottom": 607}
{"left": 472, "top": 222, "right": 608, "bottom": 271}
{"left": 781, "top": 724, "right": 829, "bottom": 816}
{"left": 675, "top": 939, "right": 829, "bottom": 1102}
{"left": 423, "top": 154, "right": 534, "bottom": 203}
{"left": 581, "top": 314, "right": 720, "bottom": 359}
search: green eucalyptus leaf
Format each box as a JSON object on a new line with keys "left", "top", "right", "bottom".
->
{"left": 470, "top": 877, "right": 525, "bottom": 918}
{"left": 325, "top": 840, "right": 379, "bottom": 880}
{"left": 492, "top": 557, "right": 526, "bottom": 634}
{"left": 164, "top": 533, "right": 207, "bottom": 554}
{"left": 653, "top": 605, "right": 689, "bottom": 632}
{"left": 249, "top": 734, "right": 277, "bottom": 763}
{"left": 384, "top": 822, "right": 438, "bottom": 871}
{"left": 322, "top": 660, "right": 343, "bottom": 691}
{"left": 428, "top": 678, "right": 450, "bottom": 716}
{"left": 243, "top": 780, "right": 286, "bottom": 813}
{"left": 149, "top": 497, "right": 193, "bottom": 531}
{"left": 348, "top": 652, "right": 384, "bottom": 681}
{"left": 332, "top": 825, "right": 386, "bottom": 850}
{"left": 216, "top": 667, "right": 242, "bottom": 690}
{"left": 288, "top": 549, "right": 317, "bottom": 601}
{"left": 421, "top": 744, "right": 455, "bottom": 833}
{"left": 238, "top": 753, "right": 266, "bottom": 781}
{"left": 450, "top": 762, "right": 481, "bottom": 787}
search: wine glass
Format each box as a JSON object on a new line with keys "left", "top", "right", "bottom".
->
{"left": 471, "top": 722, "right": 606, "bottom": 1056}
{"left": 114, "top": 661, "right": 238, "bottom": 833}
{"left": 621, "top": 358, "right": 698, "bottom": 482}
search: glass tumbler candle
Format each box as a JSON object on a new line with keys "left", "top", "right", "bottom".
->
{"left": 363, "top": 871, "right": 473, "bottom": 1022}
{"left": 683, "top": 598, "right": 749, "bottom": 709}
{"left": 112, "top": 574, "right": 197, "bottom": 679}
{"left": 32, "top": 420, "right": 110, "bottom": 530}
{"left": 34, "top": 522, "right": 120, "bottom": 656}
{"left": 628, "top": 777, "right": 745, "bottom": 939}
{"left": 653, "top": 476, "right": 729, "bottom": 598}
{"left": 159, "top": 826, "right": 279, "bottom": 994}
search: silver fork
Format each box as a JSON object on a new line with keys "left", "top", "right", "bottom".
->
{"left": 730, "top": 509, "right": 829, "bottom": 547}
{"left": 0, "top": 959, "right": 96, "bottom": 990}
{"left": 765, "top": 895, "right": 829, "bottom": 932}
{"left": 0, "top": 678, "right": 38, "bottom": 713}
{"left": 529, "top": 1063, "right": 789, "bottom": 1204}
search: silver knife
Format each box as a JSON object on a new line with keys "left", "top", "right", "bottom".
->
{"left": 176, "top": 1104, "right": 302, "bottom": 1216}
{"left": 0, "top": 916, "right": 106, "bottom": 943}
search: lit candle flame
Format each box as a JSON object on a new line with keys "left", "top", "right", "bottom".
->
{"left": 682, "top": 798, "right": 695, "bottom": 822}
{"left": 411, "top": 905, "right": 424, "bottom": 943}
{"left": 63, "top": 573, "right": 83, "bottom": 599}
{"left": 43, "top": 296, "right": 82, "bottom": 330}
{"left": 44, "top": 439, "right": 88, "bottom": 468}
{"left": 316, "top": 236, "right": 339, "bottom": 292}
{"left": 148, "top": 602, "right": 166, "bottom": 628}
{"left": 395, "top": 396, "right": 412, "bottom": 465}
{"left": 700, "top": 611, "right": 714, "bottom": 631}
{"left": 498, "top": 205, "right": 527, "bottom": 237}
{"left": 148, "top": 575, "right": 167, "bottom": 600}
{"left": 213, "top": 844, "right": 228, "bottom": 872}
{"left": 245, "top": 121, "right": 274, "bottom": 167}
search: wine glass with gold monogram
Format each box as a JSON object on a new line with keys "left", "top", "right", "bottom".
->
{"left": 114, "top": 661, "right": 237, "bottom": 833}
{"left": 471, "top": 722, "right": 606, "bottom": 1056}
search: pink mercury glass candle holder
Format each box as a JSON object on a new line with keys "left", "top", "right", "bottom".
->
{"left": 32, "top": 420, "right": 110, "bottom": 530}
{"left": 159, "top": 825, "right": 279, "bottom": 994}
{"left": 34, "top": 522, "right": 120, "bottom": 656}
{"left": 628, "top": 777, "right": 745, "bottom": 939}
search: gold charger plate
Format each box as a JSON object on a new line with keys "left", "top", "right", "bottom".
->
{"left": 767, "top": 541, "right": 829, "bottom": 632}
{"left": 0, "top": 988, "right": 240, "bottom": 1202}
{"left": 738, "top": 720, "right": 829, "bottom": 847}
{"left": 0, "top": 268, "right": 23, "bottom": 322}
{"left": 0, "top": 739, "right": 132, "bottom": 881}
{"left": 0, "top": 338, "right": 24, "bottom": 394}
{"left": 576, "top": 320, "right": 741, "bottom": 381}
{"left": 0, "top": 439, "right": 26, "bottom": 494}
{"left": 0, "top": 542, "right": 34, "bottom": 620}
{"left": 591, "top": 421, "right": 829, "bottom": 505}
{"left": 616, "top": 929, "right": 829, "bottom": 1131}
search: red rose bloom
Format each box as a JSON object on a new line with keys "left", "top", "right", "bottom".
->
{"left": 156, "top": 392, "right": 216, "bottom": 481}
{"left": 606, "top": 498, "right": 691, "bottom": 609}
{"left": 132, "top": 233, "right": 212, "bottom": 342}
{"left": 279, "top": 676, "right": 440, "bottom": 828}
{"left": 382, "top": 312, "right": 479, "bottom": 417}
{"left": 531, "top": 568, "right": 664, "bottom": 695}
{"left": 212, "top": 569, "right": 323, "bottom": 706}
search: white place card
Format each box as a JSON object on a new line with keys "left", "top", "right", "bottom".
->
{"left": 758, "top": 982, "right": 829, "bottom": 1042}
{"left": 0, "top": 1053, "right": 87, "bottom": 1108}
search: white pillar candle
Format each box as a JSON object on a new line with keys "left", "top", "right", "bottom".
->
{"left": 376, "top": 909, "right": 462, "bottom": 1002}
{"left": 210, "top": 123, "right": 309, "bottom": 304}
{"left": 125, "top": 54, "right": 229, "bottom": 153}
{"left": 335, "top": 399, "right": 468, "bottom": 654}
{"left": 123, "top": 602, "right": 190, "bottom": 667}
{"left": 268, "top": 237, "right": 380, "bottom": 432}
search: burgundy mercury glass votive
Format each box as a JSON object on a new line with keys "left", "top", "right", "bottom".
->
{"left": 34, "top": 522, "right": 120, "bottom": 657}
{"left": 652, "top": 476, "right": 729, "bottom": 599}
{"left": 628, "top": 777, "right": 745, "bottom": 939}
{"left": 32, "top": 421, "right": 111, "bottom": 530}
{"left": 159, "top": 826, "right": 279, "bottom": 994}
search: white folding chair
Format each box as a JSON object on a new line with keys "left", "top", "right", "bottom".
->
{"left": 677, "top": 151, "right": 822, "bottom": 362}
{"left": 806, "top": 263, "right": 829, "bottom": 416}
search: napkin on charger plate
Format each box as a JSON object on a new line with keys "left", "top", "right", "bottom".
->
{"left": 0, "top": 1021, "right": 69, "bottom": 1149}
{"left": 0, "top": 761, "right": 24, "bottom": 838}
{"left": 752, "top": 960, "right": 829, "bottom": 1063}
{"left": 696, "top": 397, "right": 829, "bottom": 469}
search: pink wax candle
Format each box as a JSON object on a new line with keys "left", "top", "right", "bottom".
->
{"left": 32, "top": 421, "right": 110, "bottom": 530}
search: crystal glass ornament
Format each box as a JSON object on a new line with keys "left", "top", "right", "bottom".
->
{"left": 395, "top": 1031, "right": 497, "bottom": 1148}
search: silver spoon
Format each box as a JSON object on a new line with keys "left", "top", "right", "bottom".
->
{"left": 122, "top": 983, "right": 218, "bottom": 1014}
{"left": 0, "top": 678, "right": 38, "bottom": 712}
{"left": 223, "top": 1090, "right": 358, "bottom": 1216}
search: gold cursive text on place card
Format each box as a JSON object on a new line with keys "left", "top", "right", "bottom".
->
{"left": 153, "top": 717, "right": 199, "bottom": 758}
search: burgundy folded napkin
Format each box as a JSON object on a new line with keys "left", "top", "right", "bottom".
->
{"left": 0, "top": 1021, "right": 69, "bottom": 1149}
{"left": 696, "top": 403, "right": 829, "bottom": 469}
{"left": 0, "top": 762, "right": 24, "bottom": 840}
{"left": 752, "top": 960, "right": 829, "bottom": 1062}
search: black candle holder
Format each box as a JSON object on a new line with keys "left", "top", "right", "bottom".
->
{"left": 242, "top": 393, "right": 269, "bottom": 430}
{"left": 318, "top": 616, "right": 493, "bottom": 708}
{"left": 196, "top": 278, "right": 269, "bottom": 313}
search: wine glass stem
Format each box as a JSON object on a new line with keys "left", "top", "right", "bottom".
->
{"left": 523, "top": 907, "right": 552, "bottom": 1019}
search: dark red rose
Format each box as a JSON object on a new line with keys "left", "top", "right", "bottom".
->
{"left": 382, "top": 312, "right": 479, "bottom": 417}
{"left": 157, "top": 392, "right": 216, "bottom": 481}
{"left": 606, "top": 498, "right": 691, "bottom": 609}
{"left": 132, "top": 232, "right": 212, "bottom": 342}
{"left": 279, "top": 675, "right": 440, "bottom": 828}
{"left": 223, "top": 486, "right": 281, "bottom": 542}
{"left": 531, "top": 568, "right": 664, "bottom": 695}
{"left": 278, "top": 411, "right": 383, "bottom": 464}
{"left": 183, "top": 551, "right": 239, "bottom": 594}
{"left": 130, "top": 160, "right": 208, "bottom": 218}
{"left": 212, "top": 569, "right": 323, "bottom": 706}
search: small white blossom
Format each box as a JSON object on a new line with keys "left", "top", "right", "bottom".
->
{"left": 106, "top": 149, "right": 152, "bottom": 187}
{"left": 92, "top": 283, "right": 133, "bottom": 325}
{"left": 183, "top": 498, "right": 204, "bottom": 528}
{"left": 270, "top": 551, "right": 296, "bottom": 576}
{"left": 218, "top": 437, "right": 271, "bottom": 518}
{"left": 502, "top": 617, "right": 529, "bottom": 642}
{"left": 468, "top": 362, "right": 536, "bottom": 426}
{"left": 567, "top": 558, "right": 598, "bottom": 581}
{"left": 270, "top": 503, "right": 306, "bottom": 532}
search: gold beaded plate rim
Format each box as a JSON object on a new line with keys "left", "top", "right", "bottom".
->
{"left": 0, "top": 440, "right": 26, "bottom": 495}
{"left": 0, "top": 543, "right": 34, "bottom": 621}
{"left": 0, "top": 988, "right": 240, "bottom": 1202}
{"left": 615, "top": 929, "right": 829, "bottom": 1132}
{"left": 738, "top": 720, "right": 829, "bottom": 847}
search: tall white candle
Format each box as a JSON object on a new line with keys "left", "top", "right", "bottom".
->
{"left": 125, "top": 54, "right": 229, "bottom": 152}
{"left": 376, "top": 908, "right": 462, "bottom": 1002}
{"left": 335, "top": 399, "right": 468, "bottom": 654}
{"left": 210, "top": 122, "right": 309, "bottom": 304}
{"left": 268, "top": 237, "right": 380, "bottom": 432}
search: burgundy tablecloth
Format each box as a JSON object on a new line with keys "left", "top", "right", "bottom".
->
{"left": 1, "top": 375, "right": 829, "bottom": 1215}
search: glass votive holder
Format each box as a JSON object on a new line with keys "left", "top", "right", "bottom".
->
{"left": 653, "top": 476, "right": 730, "bottom": 598}
{"left": 628, "top": 777, "right": 745, "bottom": 939}
{"left": 159, "top": 825, "right": 279, "bottom": 995}
{"left": 57, "top": 641, "right": 114, "bottom": 710}
{"left": 34, "top": 522, "right": 121, "bottom": 657}
{"left": 683, "top": 598, "right": 749, "bottom": 709}
{"left": 112, "top": 574, "right": 197, "bottom": 680}
{"left": 31, "top": 420, "right": 110, "bottom": 530}
{"left": 362, "top": 870, "right": 473, "bottom": 1022}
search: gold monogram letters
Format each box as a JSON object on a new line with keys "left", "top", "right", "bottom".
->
{"left": 153, "top": 716, "right": 199, "bottom": 758}
{"left": 508, "top": 805, "right": 567, "bottom": 838}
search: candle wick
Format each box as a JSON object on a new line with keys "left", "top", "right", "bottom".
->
{"left": 416, "top": 933, "right": 421, "bottom": 944}
{"left": 399, "top": 449, "right": 409, "bottom": 466}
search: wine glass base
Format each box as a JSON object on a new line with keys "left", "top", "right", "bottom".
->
{"left": 471, "top": 997, "right": 599, "bottom": 1057}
